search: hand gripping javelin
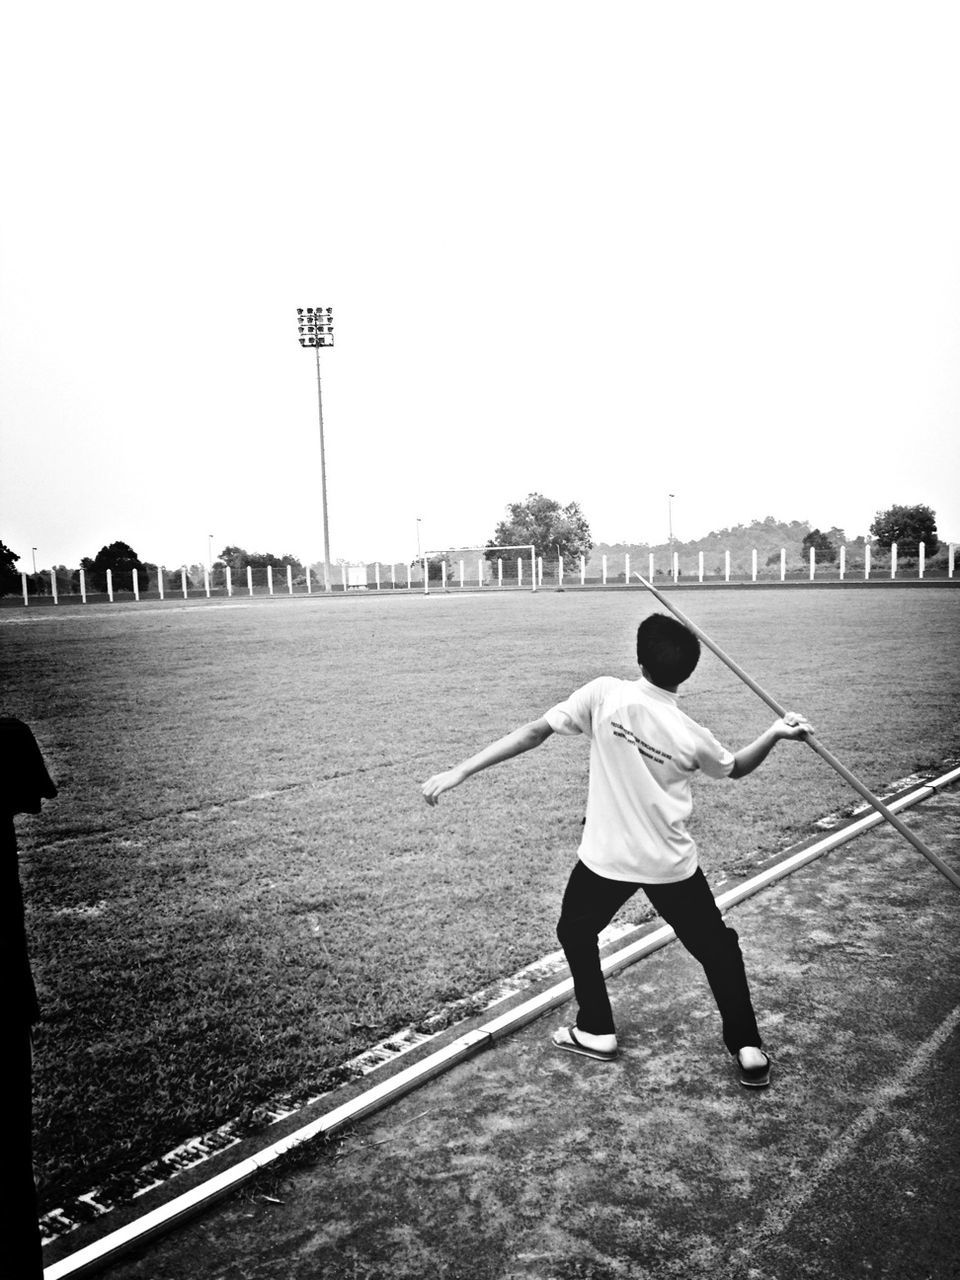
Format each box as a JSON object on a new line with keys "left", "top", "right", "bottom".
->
{"left": 634, "top": 574, "right": 960, "bottom": 893}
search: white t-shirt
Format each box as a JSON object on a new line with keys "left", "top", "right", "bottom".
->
{"left": 544, "top": 675, "right": 735, "bottom": 883}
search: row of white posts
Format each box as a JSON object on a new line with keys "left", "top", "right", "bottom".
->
{"left": 20, "top": 563, "right": 302, "bottom": 605}
{"left": 423, "top": 545, "right": 953, "bottom": 591}
{"left": 17, "top": 542, "right": 957, "bottom": 604}
{"left": 591, "top": 542, "right": 953, "bottom": 584}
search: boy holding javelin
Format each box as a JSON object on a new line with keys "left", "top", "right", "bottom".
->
{"left": 421, "top": 612, "right": 811, "bottom": 1088}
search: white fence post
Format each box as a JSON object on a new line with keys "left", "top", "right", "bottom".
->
{"left": 345, "top": 563, "right": 351, "bottom": 593}
{"left": 725, "top": 550, "right": 731, "bottom": 583}
{"left": 287, "top": 564, "right": 294, "bottom": 595}
{"left": 602, "top": 554, "right": 608, "bottom": 585}
{"left": 498, "top": 558, "right": 503, "bottom": 587}
{"left": 517, "top": 557, "right": 523, "bottom": 587}
{"left": 305, "top": 564, "right": 312, "bottom": 595}
{"left": 247, "top": 565, "right": 254, "bottom": 596}
{"left": 780, "top": 549, "right": 786, "bottom": 582}
{"left": 809, "top": 547, "right": 815, "bottom": 581}
{"left": 673, "top": 551, "right": 679, "bottom": 583}
{"left": 649, "top": 552, "right": 655, "bottom": 582}
{"left": 890, "top": 542, "right": 897, "bottom": 579}
{"left": 181, "top": 567, "right": 188, "bottom": 599}
{"left": 441, "top": 561, "right": 447, "bottom": 590}
{"left": 558, "top": 553, "right": 563, "bottom": 586}
{"left": 580, "top": 554, "right": 585, "bottom": 585}
{"left": 839, "top": 546, "right": 845, "bottom": 581}
{"left": 50, "top": 569, "right": 58, "bottom": 604}
{"left": 537, "top": 556, "right": 543, "bottom": 586}
{"left": 624, "top": 553, "right": 630, "bottom": 584}
{"left": 531, "top": 548, "right": 537, "bottom": 593}
{"left": 477, "top": 558, "right": 483, "bottom": 587}
{"left": 391, "top": 563, "right": 396, "bottom": 590}
{"left": 918, "top": 541, "right": 925, "bottom": 579}
{"left": 698, "top": 551, "right": 704, "bottom": 583}
{"left": 751, "top": 549, "right": 757, "bottom": 583}
{"left": 949, "top": 544, "right": 955, "bottom": 579}
{"left": 225, "top": 566, "right": 232, "bottom": 597}
{"left": 132, "top": 568, "right": 140, "bottom": 601}
{"left": 107, "top": 568, "right": 114, "bottom": 602}
{"left": 21, "top": 572, "right": 28, "bottom": 606}
{"left": 458, "top": 559, "right": 464, "bottom": 589}
{"left": 267, "top": 564, "right": 274, "bottom": 595}
{"left": 80, "top": 567, "right": 88, "bottom": 603}
{"left": 203, "top": 566, "right": 211, "bottom": 598}
{"left": 864, "top": 544, "right": 871, "bottom": 579}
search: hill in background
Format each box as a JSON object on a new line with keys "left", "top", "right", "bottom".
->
{"left": 588, "top": 516, "right": 860, "bottom": 576}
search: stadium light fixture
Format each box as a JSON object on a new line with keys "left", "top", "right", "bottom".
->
{"left": 296, "top": 307, "right": 335, "bottom": 591}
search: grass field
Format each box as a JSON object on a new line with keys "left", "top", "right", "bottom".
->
{"left": 3, "top": 586, "right": 958, "bottom": 1210}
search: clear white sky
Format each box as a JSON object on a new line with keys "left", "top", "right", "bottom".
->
{"left": 2, "top": 1, "right": 958, "bottom": 572}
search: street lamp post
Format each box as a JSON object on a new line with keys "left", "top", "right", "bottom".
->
{"left": 297, "top": 306, "right": 335, "bottom": 591}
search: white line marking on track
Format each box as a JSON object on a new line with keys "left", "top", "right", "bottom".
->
{"left": 722, "top": 1001, "right": 960, "bottom": 1275}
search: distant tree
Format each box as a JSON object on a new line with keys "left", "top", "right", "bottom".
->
{"left": 218, "top": 545, "right": 250, "bottom": 576}
{"left": 425, "top": 554, "right": 449, "bottom": 582}
{"left": 81, "top": 541, "right": 149, "bottom": 592}
{"left": 869, "top": 504, "right": 938, "bottom": 556}
{"left": 801, "top": 529, "right": 837, "bottom": 563}
{"left": 278, "top": 553, "right": 305, "bottom": 577}
{"left": 0, "top": 540, "right": 20, "bottom": 595}
{"left": 216, "top": 546, "right": 303, "bottom": 582}
{"left": 247, "top": 551, "right": 301, "bottom": 572}
{"left": 486, "top": 493, "right": 593, "bottom": 564}
{"left": 53, "top": 565, "right": 80, "bottom": 594}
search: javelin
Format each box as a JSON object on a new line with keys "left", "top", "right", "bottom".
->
{"left": 633, "top": 573, "right": 960, "bottom": 893}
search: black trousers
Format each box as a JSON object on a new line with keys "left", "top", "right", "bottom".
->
{"left": 0, "top": 1024, "right": 43, "bottom": 1276}
{"left": 556, "top": 860, "right": 762, "bottom": 1054}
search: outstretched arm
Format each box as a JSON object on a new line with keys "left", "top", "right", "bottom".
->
{"left": 421, "top": 717, "right": 554, "bottom": 806}
{"left": 729, "top": 711, "right": 813, "bottom": 779}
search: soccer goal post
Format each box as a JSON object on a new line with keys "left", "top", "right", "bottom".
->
{"left": 421, "top": 545, "right": 537, "bottom": 594}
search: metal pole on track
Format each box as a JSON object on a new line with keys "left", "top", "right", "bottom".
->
{"left": 633, "top": 573, "right": 960, "bottom": 892}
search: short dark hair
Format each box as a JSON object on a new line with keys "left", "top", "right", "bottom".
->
{"left": 636, "top": 613, "right": 700, "bottom": 687}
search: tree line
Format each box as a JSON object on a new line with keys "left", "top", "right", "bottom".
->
{"left": 474, "top": 496, "right": 941, "bottom": 565}
{"left": 0, "top": 542, "right": 308, "bottom": 596}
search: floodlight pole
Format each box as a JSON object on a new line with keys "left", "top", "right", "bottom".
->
{"left": 633, "top": 573, "right": 960, "bottom": 892}
{"left": 297, "top": 307, "right": 335, "bottom": 592}
{"left": 314, "top": 346, "right": 332, "bottom": 592}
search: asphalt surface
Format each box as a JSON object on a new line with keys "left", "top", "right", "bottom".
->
{"left": 60, "top": 788, "right": 960, "bottom": 1280}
